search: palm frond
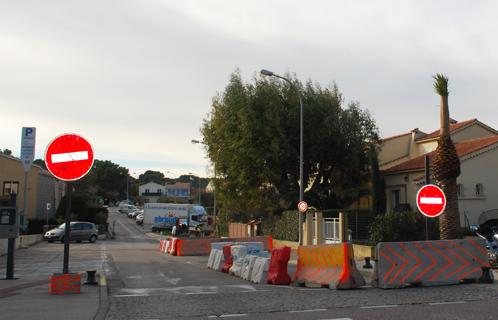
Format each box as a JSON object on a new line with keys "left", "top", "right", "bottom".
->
{"left": 433, "top": 73, "right": 449, "bottom": 96}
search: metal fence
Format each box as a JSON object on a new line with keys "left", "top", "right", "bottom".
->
{"left": 322, "top": 209, "right": 375, "bottom": 243}
{"left": 310, "top": 217, "right": 340, "bottom": 243}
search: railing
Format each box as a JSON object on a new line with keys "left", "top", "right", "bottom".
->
{"left": 311, "top": 217, "right": 340, "bottom": 244}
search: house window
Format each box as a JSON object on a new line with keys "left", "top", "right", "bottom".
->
{"left": 3, "top": 181, "right": 19, "bottom": 196}
{"left": 157, "top": 189, "right": 162, "bottom": 194}
{"left": 457, "top": 184, "right": 464, "bottom": 197}
{"left": 475, "top": 183, "right": 484, "bottom": 197}
{"left": 391, "top": 190, "right": 400, "bottom": 209}
{"left": 145, "top": 188, "right": 150, "bottom": 193}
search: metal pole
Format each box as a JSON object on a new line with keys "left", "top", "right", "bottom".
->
{"left": 6, "top": 192, "right": 17, "bottom": 280}
{"left": 425, "top": 155, "right": 430, "bottom": 240}
{"left": 198, "top": 176, "right": 201, "bottom": 205}
{"left": 22, "top": 171, "right": 28, "bottom": 231}
{"left": 298, "top": 93, "right": 304, "bottom": 246}
{"left": 126, "top": 173, "right": 129, "bottom": 202}
{"left": 213, "top": 162, "right": 217, "bottom": 234}
{"left": 63, "top": 182, "right": 72, "bottom": 274}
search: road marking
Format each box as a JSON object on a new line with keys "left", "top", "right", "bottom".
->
{"left": 361, "top": 305, "right": 399, "bottom": 309}
{"left": 420, "top": 197, "right": 443, "bottom": 204}
{"left": 219, "top": 314, "right": 248, "bottom": 318}
{"left": 113, "top": 294, "right": 149, "bottom": 297}
{"left": 51, "top": 151, "right": 88, "bottom": 163}
{"left": 185, "top": 292, "right": 217, "bottom": 295}
{"left": 429, "top": 301, "right": 466, "bottom": 305}
{"left": 316, "top": 318, "right": 352, "bottom": 320}
{"left": 289, "top": 309, "right": 327, "bottom": 313}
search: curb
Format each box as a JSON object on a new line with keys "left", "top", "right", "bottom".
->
{"left": 93, "top": 274, "right": 109, "bottom": 320}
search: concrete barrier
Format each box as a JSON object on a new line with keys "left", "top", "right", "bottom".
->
{"left": 294, "top": 243, "right": 366, "bottom": 289}
{"left": 174, "top": 236, "right": 272, "bottom": 256}
{"left": 251, "top": 257, "right": 270, "bottom": 283}
{"left": 372, "top": 239, "right": 492, "bottom": 289}
{"left": 229, "top": 245, "right": 247, "bottom": 277}
{"left": 241, "top": 255, "right": 258, "bottom": 280}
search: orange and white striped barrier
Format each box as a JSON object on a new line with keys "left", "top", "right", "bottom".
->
{"left": 294, "top": 243, "right": 365, "bottom": 290}
{"left": 373, "top": 239, "right": 492, "bottom": 289}
{"left": 49, "top": 273, "right": 81, "bottom": 294}
{"left": 173, "top": 236, "right": 272, "bottom": 256}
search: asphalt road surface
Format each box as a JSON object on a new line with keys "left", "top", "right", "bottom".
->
{"left": 103, "top": 209, "right": 498, "bottom": 320}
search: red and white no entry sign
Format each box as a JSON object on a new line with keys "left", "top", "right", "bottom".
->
{"left": 297, "top": 201, "right": 308, "bottom": 213}
{"left": 416, "top": 184, "right": 446, "bottom": 218}
{"left": 45, "top": 134, "right": 94, "bottom": 181}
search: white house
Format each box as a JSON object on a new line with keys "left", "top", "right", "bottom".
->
{"left": 139, "top": 181, "right": 191, "bottom": 203}
{"left": 380, "top": 119, "right": 498, "bottom": 226}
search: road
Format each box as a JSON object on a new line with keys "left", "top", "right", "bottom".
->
{"left": 104, "top": 208, "right": 498, "bottom": 320}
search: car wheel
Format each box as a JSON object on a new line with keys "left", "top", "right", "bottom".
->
{"left": 89, "top": 235, "right": 97, "bottom": 243}
{"left": 48, "top": 240, "right": 54, "bottom": 243}
{"left": 77, "top": 240, "right": 82, "bottom": 243}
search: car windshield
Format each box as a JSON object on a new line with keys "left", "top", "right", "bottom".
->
{"left": 58, "top": 223, "right": 65, "bottom": 229}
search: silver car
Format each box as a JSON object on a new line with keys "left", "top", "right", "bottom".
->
{"left": 44, "top": 222, "right": 98, "bottom": 243}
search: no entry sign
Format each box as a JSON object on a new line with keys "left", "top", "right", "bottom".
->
{"left": 45, "top": 134, "right": 94, "bottom": 181}
{"left": 416, "top": 184, "right": 446, "bottom": 218}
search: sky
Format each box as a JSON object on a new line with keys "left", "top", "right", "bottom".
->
{"left": 2, "top": 0, "right": 498, "bottom": 178}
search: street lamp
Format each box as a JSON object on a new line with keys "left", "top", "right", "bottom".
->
{"left": 126, "top": 171, "right": 136, "bottom": 203}
{"left": 260, "top": 69, "right": 305, "bottom": 245}
{"left": 191, "top": 139, "right": 217, "bottom": 220}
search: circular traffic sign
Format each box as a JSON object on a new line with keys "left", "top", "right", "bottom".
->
{"left": 44, "top": 134, "right": 94, "bottom": 181}
{"left": 416, "top": 184, "right": 446, "bottom": 218}
{"left": 297, "top": 201, "right": 308, "bottom": 213}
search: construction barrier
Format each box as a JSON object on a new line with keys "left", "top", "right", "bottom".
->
{"left": 267, "top": 246, "right": 291, "bottom": 285}
{"left": 241, "top": 255, "right": 258, "bottom": 280}
{"left": 229, "top": 245, "right": 247, "bottom": 277}
{"left": 213, "top": 250, "right": 225, "bottom": 271}
{"left": 250, "top": 257, "right": 270, "bottom": 283}
{"left": 221, "top": 245, "right": 233, "bottom": 273}
{"left": 294, "top": 243, "right": 365, "bottom": 289}
{"left": 169, "top": 238, "right": 179, "bottom": 256}
{"left": 373, "top": 239, "right": 492, "bottom": 289}
{"left": 172, "top": 236, "right": 272, "bottom": 256}
{"left": 158, "top": 239, "right": 170, "bottom": 253}
{"left": 207, "top": 249, "right": 220, "bottom": 269}
{"left": 212, "top": 242, "right": 265, "bottom": 255}
{"left": 49, "top": 273, "right": 81, "bottom": 294}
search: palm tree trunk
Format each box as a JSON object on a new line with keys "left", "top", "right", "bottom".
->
{"left": 438, "top": 177, "right": 461, "bottom": 239}
{"left": 440, "top": 95, "right": 450, "bottom": 137}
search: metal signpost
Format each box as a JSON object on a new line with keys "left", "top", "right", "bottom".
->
{"left": 45, "top": 133, "right": 94, "bottom": 274}
{"left": 21, "top": 127, "right": 36, "bottom": 231}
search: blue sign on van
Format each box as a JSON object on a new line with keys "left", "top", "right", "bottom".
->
{"left": 154, "top": 216, "right": 177, "bottom": 224}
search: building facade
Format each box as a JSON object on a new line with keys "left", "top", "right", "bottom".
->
{"left": 139, "top": 181, "right": 191, "bottom": 203}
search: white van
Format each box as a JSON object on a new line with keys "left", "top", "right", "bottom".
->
{"left": 118, "top": 203, "right": 138, "bottom": 214}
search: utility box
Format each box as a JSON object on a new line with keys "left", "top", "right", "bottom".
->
{"left": 0, "top": 207, "right": 19, "bottom": 238}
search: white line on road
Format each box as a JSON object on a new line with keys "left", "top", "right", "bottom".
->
{"left": 219, "top": 314, "right": 248, "bottom": 318}
{"left": 316, "top": 318, "right": 353, "bottom": 320}
{"left": 420, "top": 197, "right": 443, "bottom": 204}
{"left": 361, "top": 305, "right": 399, "bottom": 309}
{"left": 289, "top": 309, "right": 327, "bottom": 313}
{"left": 113, "top": 294, "right": 149, "bottom": 297}
{"left": 185, "top": 292, "right": 217, "bottom": 295}
{"left": 429, "top": 301, "right": 466, "bottom": 305}
{"left": 51, "top": 151, "right": 88, "bottom": 163}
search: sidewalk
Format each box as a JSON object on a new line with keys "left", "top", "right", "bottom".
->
{"left": 0, "top": 240, "right": 108, "bottom": 320}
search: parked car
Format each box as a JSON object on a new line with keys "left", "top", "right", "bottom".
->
{"left": 44, "top": 222, "right": 98, "bottom": 243}
{"left": 128, "top": 210, "right": 143, "bottom": 219}
{"left": 136, "top": 213, "right": 144, "bottom": 225}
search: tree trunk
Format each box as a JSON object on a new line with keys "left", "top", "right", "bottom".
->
{"left": 440, "top": 95, "right": 450, "bottom": 137}
{"left": 438, "top": 177, "right": 461, "bottom": 239}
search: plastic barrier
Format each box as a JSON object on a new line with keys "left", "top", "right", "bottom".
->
{"left": 250, "top": 257, "right": 270, "bottom": 283}
{"left": 267, "top": 246, "right": 291, "bottom": 285}
{"left": 229, "top": 245, "right": 248, "bottom": 276}
{"left": 207, "top": 249, "right": 218, "bottom": 269}
{"left": 211, "top": 242, "right": 264, "bottom": 255}
{"left": 373, "top": 239, "right": 492, "bottom": 289}
{"left": 241, "top": 255, "right": 258, "bottom": 280}
{"left": 221, "top": 245, "right": 233, "bottom": 273}
{"left": 169, "top": 238, "right": 179, "bottom": 256}
{"left": 173, "top": 236, "right": 272, "bottom": 256}
{"left": 49, "top": 273, "right": 81, "bottom": 294}
{"left": 294, "top": 243, "right": 365, "bottom": 289}
{"left": 158, "top": 239, "right": 166, "bottom": 252}
{"left": 213, "top": 250, "right": 225, "bottom": 271}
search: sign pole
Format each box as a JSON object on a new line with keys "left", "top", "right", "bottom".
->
{"left": 6, "top": 193, "right": 17, "bottom": 280}
{"left": 424, "top": 155, "right": 430, "bottom": 240}
{"left": 22, "top": 171, "right": 28, "bottom": 231}
{"left": 62, "top": 182, "right": 72, "bottom": 274}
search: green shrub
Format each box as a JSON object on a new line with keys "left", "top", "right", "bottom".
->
{"left": 369, "top": 211, "right": 439, "bottom": 243}
{"left": 262, "top": 211, "right": 298, "bottom": 242}
{"left": 24, "top": 218, "right": 58, "bottom": 234}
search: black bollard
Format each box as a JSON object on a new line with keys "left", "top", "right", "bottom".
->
{"left": 363, "top": 257, "right": 373, "bottom": 269}
{"left": 84, "top": 270, "right": 98, "bottom": 285}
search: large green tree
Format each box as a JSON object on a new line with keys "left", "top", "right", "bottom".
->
{"left": 139, "top": 170, "right": 165, "bottom": 184}
{"left": 201, "top": 71, "right": 378, "bottom": 219}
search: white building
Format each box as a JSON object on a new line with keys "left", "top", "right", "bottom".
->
{"left": 139, "top": 181, "right": 191, "bottom": 203}
{"left": 380, "top": 119, "right": 498, "bottom": 226}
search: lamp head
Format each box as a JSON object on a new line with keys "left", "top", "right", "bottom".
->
{"left": 260, "top": 69, "right": 274, "bottom": 76}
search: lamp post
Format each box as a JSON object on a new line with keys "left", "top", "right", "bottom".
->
{"left": 260, "top": 69, "right": 305, "bottom": 245}
{"left": 165, "top": 170, "right": 174, "bottom": 203}
{"left": 191, "top": 139, "right": 216, "bottom": 220}
{"left": 126, "top": 171, "right": 136, "bottom": 203}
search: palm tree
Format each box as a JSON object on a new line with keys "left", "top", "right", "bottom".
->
{"left": 431, "top": 74, "right": 461, "bottom": 239}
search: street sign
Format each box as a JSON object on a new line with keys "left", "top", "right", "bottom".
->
{"left": 21, "top": 127, "right": 36, "bottom": 172}
{"left": 44, "top": 134, "right": 94, "bottom": 181}
{"left": 297, "top": 200, "right": 308, "bottom": 213}
{"left": 416, "top": 184, "right": 446, "bottom": 218}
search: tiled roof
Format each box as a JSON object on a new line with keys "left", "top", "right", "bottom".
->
{"left": 416, "top": 119, "right": 477, "bottom": 142}
{"left": 384, "top": 135, "right": 498, "bottom": 174}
